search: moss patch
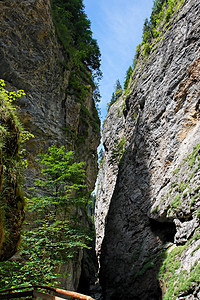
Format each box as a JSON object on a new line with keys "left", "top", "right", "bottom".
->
{"left": 0, "top": 80, "right": 32, "bottom": 260}
{"left": 159, "top": 230, "right": 200, "bottom": 300}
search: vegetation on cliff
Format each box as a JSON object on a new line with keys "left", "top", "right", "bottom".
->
{"left": 107, "top": 80, "right": 123, "bottom": 111}
{"left": 0, "top": 80, "right": 33, "bottom": 261}
{"left": 51, "top": 0, "right": 102, "bottom": 100}
{"left": 159, "top": 231, "right": 200, "bottom": 300}
{"left": 0, "top": 0, "right": 101, "bottom": 292}
{"left": 130, "top": 0, "right": 184, "bottom": 86}
{"left": 51, "top": 0, "right": 101, "bottom": 149}
{"left": 107, "top": 0, "right": 184, "bottom": 112}
{"left": 0, "top": 145, "right": 93, "bottom": 288}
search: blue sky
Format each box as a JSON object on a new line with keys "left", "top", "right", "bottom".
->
{"left": 83, "top": 0, "right": 154, "bottom": 120}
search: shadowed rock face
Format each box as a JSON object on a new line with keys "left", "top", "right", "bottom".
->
{"left": 0, "top": 94, "right": 25, "bottom": 261}
{"left": 96, "top": 0, "right": 200, "bottom": 299}
{"left": 0, "top": 0, "right": 100, "bottom": 290}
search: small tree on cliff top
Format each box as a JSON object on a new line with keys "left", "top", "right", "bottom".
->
{"left": 107, "top": 80, "right": 123, "bottom": 111}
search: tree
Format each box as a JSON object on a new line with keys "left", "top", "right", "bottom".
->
{"left": 51, "top": 0, "right": 101, "bottom": 76}
{"left": 33, "top": 145, "right": 88, "bottom": 211}
{"left": 98, "top": 148, "right": 104, "bottom": 165}
{"left": 107, "top": 80, "right": 123, "bottom": 111}
{"left": 0, "top": 145, "right": 92, "bottom": 289}
{"left": 150, "top": 0, "right": 166, "bottom": 26}
{"left": 142, "top": 18, "right": 152, "bottom": 44}
{"left": 51, "top": 0, "right": 102, "bottom": 112}
{"left": 124, "top": 66, "right": 133, "bottom": 90}
{"left": 152, "top": 0, "right": 165, "bottom": 15}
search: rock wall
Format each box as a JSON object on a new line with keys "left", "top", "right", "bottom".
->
{"left": 96, "top": 0, "right": 200, "bottom": 299}
{"left": 0, "top": 0, "right": 100, "bottom": 290}
{"left": 95, "top": 97, "right": 125, "bottom": 256}
{"left": 0, "top": 93, "right": 25, "bottom": 261}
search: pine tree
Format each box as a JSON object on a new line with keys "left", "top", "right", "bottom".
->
{"left": 124, "top": 66, "right": 133, "bottom": 90}
{"left": 107, "top": 80, "right": 123, "bottom": 111}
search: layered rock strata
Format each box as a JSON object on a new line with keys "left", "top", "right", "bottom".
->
{"left": 96, "top": 0, "right": 200, "bottom": 299}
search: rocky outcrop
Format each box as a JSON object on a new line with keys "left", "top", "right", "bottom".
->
{"left": 0, "top": 0, "right": 100, "bottom": 290}
{"left": 96, "top": 0, "right": 200, "bottom": 299}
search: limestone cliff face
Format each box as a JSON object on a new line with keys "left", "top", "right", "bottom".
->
{"left": 0, "top": 0, "right": 100, "bottom": 290}
{"left": 96, "top": 0, "right": 200, "bottom": 299}
{"left": 95, "top": 98, "right": 125, "bottom": 256}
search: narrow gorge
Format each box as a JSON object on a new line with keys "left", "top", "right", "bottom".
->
{"left": 0, "top": 0, "right": 199, "bottom": 299}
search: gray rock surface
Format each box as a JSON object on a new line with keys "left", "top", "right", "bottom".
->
{"left": 0, "top": 0, "right": 100, "bottom": 291}
{"left": 95, "top": 97, "right": 125, "bottom": 256}
{"left": 96, "top": 0, "right": 200, "bottom": 299}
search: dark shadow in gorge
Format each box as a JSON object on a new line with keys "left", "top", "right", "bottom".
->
{"left": 99, "top": 111, "right": 176, "bottom": 300}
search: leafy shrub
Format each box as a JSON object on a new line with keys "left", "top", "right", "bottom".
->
{"left": 143, "top": 43, "right": 151, "bottom": 56}
{"left": 0, "top": 145, "right": 92, "bottom": 289}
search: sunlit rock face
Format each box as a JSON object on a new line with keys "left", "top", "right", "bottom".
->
{"left": 96, "top": 0, "right": 200, "bottom": 299}
{"left": 0, "top": 0, "right": 100, "bottom": 290}
{"left": 95, "top": 97, "right": 125, "bottom": 257}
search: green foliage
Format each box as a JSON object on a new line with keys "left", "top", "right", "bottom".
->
{"left": 51, "top": 0, "right": 102, "bottom": 105}
{"left": 119, "top": 0, "right": 184, "bottom": 109}
{"left": 143, "top": 43, "right": 151, "bottom": 56}
{"left": 107, "top": 80, "right": 123, "bottom": 111}
{"left": 173, "top": 167, "right": 180, "bottom": 174}
{"left": 133, "top": 0, "right": 183, "bottom": 67}
{"left": 159, "top": 231, "right": 200, "bottom": 300}
{"left": 0, "top": 79, "right": 33, "bottom": 191}
{"left": 0, "top": 80, "right": 34, "bottom": 264}
{"left": 0, "top": 80, "right": 34, "bottom": 146}
{"left": 164, "top": 143, "right": 200, "bottom": 214}
{"left": 187, "top": 143, "right": 200, "bottom": 168}
{"left": 34, "top": 145, "right": 88, "bottom": 209}
{"left": 0, "top": 219, "right": 90, "bottom": 288}
{"left": 0, "top": 145, "right": 92, "bottom": 289}
{"left": 0, "top": 79, "right": 26, "bottom": 103}
{"left": 196, "top": 207, "right": 200, "bottom": 219}
{"left": 124, "top": 66, "right": 133, "bottom": 90}
{"left": 151, "top": 0, "right": 166, "bottom": 27}
{"left": 109, "top": 137, "right": 125, "bottom": 165}
{"left": 51, "top": 0, "right": 101, "bottom": 72}
{"left": 170, "top": 194, "right": 181, "bottom": 209}
{"left": 142, "top": 18, "right": 152, "bottom": 44}
{"left": 179, "top": 183, "right": 187, "bottom": 193}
